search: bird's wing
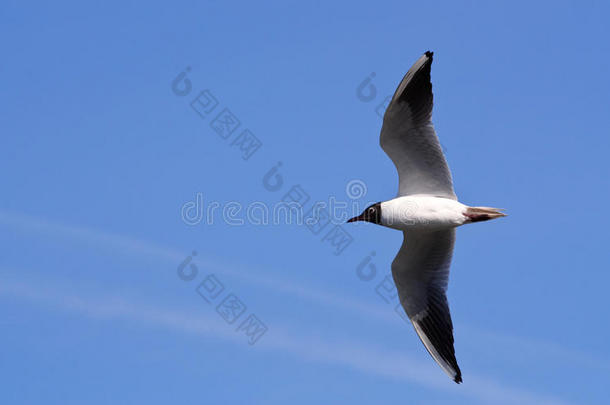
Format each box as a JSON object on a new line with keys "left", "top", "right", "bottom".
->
{"left": 391, "top": 229, "right": 462, "bottom": 383}
{"left": 380, "top": 51, "right": 456, "bottom": 200}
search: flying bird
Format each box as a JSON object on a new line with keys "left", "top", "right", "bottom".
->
{"left": 347, "top": 51, "right": 505, "bottom": 383}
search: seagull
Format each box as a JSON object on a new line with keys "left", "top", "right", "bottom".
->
{"left": 347, "top": 51, "right": 505, "bottom": 383}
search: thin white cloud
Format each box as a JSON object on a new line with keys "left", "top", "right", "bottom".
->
{"left": 0, "top": 209, "right": 602, "bottom": 373}
{"left": 0, "top": 210, "right": 604, "bottom": 400}
{"left": 0, "top": 277, "right": 577, "bottom": 405}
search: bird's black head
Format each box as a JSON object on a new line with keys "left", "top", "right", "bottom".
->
{"left": 347, "top": 202, "right": 382, "bottom": 225}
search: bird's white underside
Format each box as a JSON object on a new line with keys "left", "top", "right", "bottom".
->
{"left": 379, "top": 195, "right": 468, "bottom": 231}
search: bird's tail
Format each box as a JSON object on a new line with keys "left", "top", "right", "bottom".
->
{"left": 464, "top": 206, "right": 507, "bottom": 223}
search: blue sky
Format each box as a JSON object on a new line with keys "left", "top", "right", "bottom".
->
{"left": 2, "top": 1, "right": 610, "bottom": 404}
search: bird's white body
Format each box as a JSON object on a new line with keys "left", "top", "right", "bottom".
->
{"left": 380, "top": 196, "right": 468, "bottom": 231}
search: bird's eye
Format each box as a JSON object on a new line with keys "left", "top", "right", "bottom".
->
{"left": 369, "top": 208, "right": 375, "bottom": 214}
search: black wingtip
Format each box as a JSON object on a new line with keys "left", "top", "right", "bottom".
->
{"left": 454, "top": 374, "right": 463, "bottom": 384}
{"left": 425, "top": 50, "right": 434, "bottom": 59}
